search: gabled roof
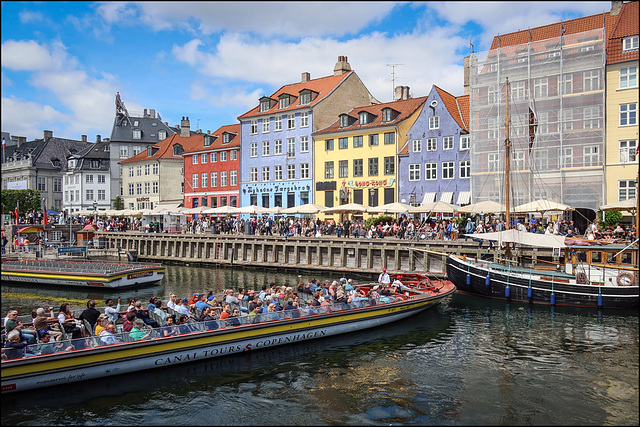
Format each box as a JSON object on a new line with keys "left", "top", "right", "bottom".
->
{"left": 110, "top": 114, "right": 177, "bottom": 143}
{"left": 182, "top": 124, "right": 242, "bottom": 154}
{"left": 238, "top": 72, "right": 352, "bottom": 119}
{"left": 118, "top": 133, "right": 205, "bottom": 164}
{"left": 434, "top": 86, "right": 469, "bottom": 131}
{"left": 313, "top": 96, "right": 428, "bottom": 135}
{"left": 3, "top": 136, "right": 90, "bottom": 170}
{"left": 489, "top": 1, "right": 638, "bottom": 65}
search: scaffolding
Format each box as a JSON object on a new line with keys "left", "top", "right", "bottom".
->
{"left": 469, "top": 28, "right": 606, "bottom": 211}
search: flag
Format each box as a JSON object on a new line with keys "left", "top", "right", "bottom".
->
{"left": 1, "top": 137, "right": 5, "bottom": 147}
{"left": 43, "top": 201, "right": 48, "bottom": 226}
{"left": 528, "top": 99, "right": 538, "bottom": 154}
{"left": 14, "top": 201, "right": 19, "bottom": 225}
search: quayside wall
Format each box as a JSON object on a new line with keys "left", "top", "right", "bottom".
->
{"left": 96, "top": 232, "right": 559, "bottom": 277}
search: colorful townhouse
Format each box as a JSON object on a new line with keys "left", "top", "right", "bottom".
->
{"left": 399, "top": 85, "right": 470, "bottom": 208}
{"left": 237, "top": 56, "right": 378, "bottom": 209}
{"left": 313, "top": 87, "right": 427, "bottom": 219}
{"left": 604, "top": 1, "right": 638, "bottom": 214}
{"left": 182, "top": 123, "right": 241, "bottom": 209}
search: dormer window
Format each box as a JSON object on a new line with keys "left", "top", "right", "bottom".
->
{"left": 382, "top": 108, "right": 393, "bottom": 122}
{"left": 260, "top": 97, "right": 272, "bottom": 112}
{"left": 204, "top": 135, "right": 212, "bottom": 146}
{"left": 339, "top": 114, "right": 350, "bottom": 128}
{"left": 147, "top": 146, "right": 153, "bottom": 156}
{"left": 173, "top": 144, "right": 183, "bottom": 156}
{"left": 68, "top": 159, "right": 77, "bottom": 169}
{"left": 158, "top": 130, "right": 166, "bottom": 140}
{"left": 91, "top": 160, "right": 100, "bottom": 168}
{"left": 359, "top": 112, "right": 369, "bottom": 125}
{"left": 223, "top": 133, "right": 233, "bottom": 144}
{"left": 299, "top": 90, "right": 311, "bottom": 105}
{"left": 133, "top": 129, "right": 141, "bottom": 139}
{"left": 623, "top": 35, "right": 639, "bottom": 52}
{"left": 133, "top": 120, "right": 139, "bottom": 126}
{"left": 279, "top": 95, "right": 290, "bottom": 109}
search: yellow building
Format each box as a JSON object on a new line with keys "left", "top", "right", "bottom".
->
{"left": 604, "top": 1, "right": 638, "bottom": 216}
{"left": 312, "top": 90, "right": 427, "bottom": 221}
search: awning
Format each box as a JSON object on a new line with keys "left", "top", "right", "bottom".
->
{"left": 422, "top": 192, "right": 436, "bottom": 204}
{"left": 17, "top": 226, "right": 45, "bottom": 233}
{"left": 82, "top": 224, "right": 98, "bottom": 231}
{"left": 147, "top": 203, "right": 182, "bottom": 214}
{"left": 456, "top": 191, "right": 471, "bottom": 205}
{"left": 440, "top": 192, "right": 454, "bottom": 204}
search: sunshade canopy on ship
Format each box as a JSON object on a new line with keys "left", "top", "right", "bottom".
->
{"left": 512, "top": 199, "right": 574, "bottom": 214}
{"left": 472, "top": 229, "right": 567, "bottom": 248}
{"left": 456, "top": 200, "right": 506, "bottom": 214}
{"left": 408, "top": 200, "right": 459, "bottom": 214}
{"left": 17, "top": 226, "right": 45, "bottom": 233}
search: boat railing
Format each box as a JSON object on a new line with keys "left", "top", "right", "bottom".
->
{"left": 6, "top": 295, "right": 409, "bottom": 361}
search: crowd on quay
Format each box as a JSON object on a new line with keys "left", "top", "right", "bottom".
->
{"left": 1, "top": 269, "right": 410, "bottom": 360}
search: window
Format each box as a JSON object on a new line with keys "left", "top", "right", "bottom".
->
{"left": 359, "top": 112, "right": 368, "bottom": 125}
{"left": 488, "top": 153, "right": 500, "bottom": 172}
{"left": 583, "top": 106, "right": 600, "bottom": 129}
{"left": 324, "top": 161, "right": 334, "bottom": 179}
{"left": 488, "top": 85, "right": 498, "bottom": 104}
{"left": 300, "top": 136, "right": 309, "bottom": 152}
{"left": 274, "top": 165, "right": 283, "bottom": 180}
{"left": 513, "top": 151, "right": 525, "bottom": 171}
{"left": 136, "top": 165, "right": 142, "bottom": 176}
{"left": 460, "top": 135, "right": 470, "bottom": 150}
{"left": 353, "top": 159, "right": 363, "bottom": 177}
{"left": 158, "top": 130, "right": 166, "bottom": 140}
{"left": 274, "top": 116, "right": 282, "bottom": 131}
{"left": 221, "top": 171, "right": 227, "bottom": 187}
{"left": 339, "top": 137, "right": 348, "bottom": 149}
{"left": 583, "top": 146, "right": 599, "bottom": 167}
{"left": 85, "top": 175, "right": 93, "bottom": 184}
{"left": 512, "top": 81, "right": 526, "bottom": 100}
{"left": 443, "top": 136, "right": 454, "bottom": 150}
{"left": 412, "top": 140, "right": 421, "bottom": 152}
{"left": 300, "top": 112, "right": 309, "bottom": 128}
{"left": 128, "top": 184, "right": 134, "bottom": 196}
{"left": 204, "top": 135, "right": 212, "bottom": 146}
{"left": 201, "top": 173, "right": 208, "bottom": 188}
{"left": 487, "top": 117, "right": 498, "bottom": 139}
{"left": 274, "top": 140, "right": 283, "bottom": 154}
{"left": 460, "top": 160, "right": 470, "bottom": 178}
{"left": 369, "top": 134, "right": 379, "bottom": 146}
{"left": 620, "top": 67, "right": 637, "bottom": 88}
{"left": 53, "top": 177, "right": 62, "bottom": 192}
{"left": 263, "top": 141, "right": 270, "bottom": 156}
{"left": 384, "top": 132, "right": 394, "bottom": 145}
{"left": 192, "top": 174, "right": 199, "bottom": 188}
{"left": 425, "top": 163, "right": 437, "bottom": 180}
{"left": 260, "top": 167, "right": 269, "bottom": 182}
{"left": 250, "top": 142, "right": 258, "bottom": 157}
{"left": 287, "top": 138, "right": 295, "bottom": 157}
{"left": 287, "top": 115, "right": 295, "bottom": 129}
{"left": 622, "top": 35, "right": 638, "bottom": 52}
{"left": 325, "top": 139, "right": 334, "bottom": 150}
{"left": 562, "top": 74, "right": 573, "bottom": 95}
{"left": 144, "top": 182, "right": 150, "bottom": 195}
{"left": 382, "top": 109, "right": 392, "bottom": 122}
{"left": 408, "top": 164, "right": 420, "bottom": 181}
{"left": 35, "top": 176, "right": 46, "bottom": 191}
{"left": 619, "top": 180, "right": 637, "bottom": 200}
{"left": 152, "top": 182, "right": 159, "bottom": 194}
{"left": 98, "top": 189, "right": 106, "bottom": 200}
{"left": 561, "top": 147, "right": 573, "bottom": 168}
{"left": 210, "top": 152, "right": 217, "bottom": 162}
{"left": 340, "top": 115, "right": 350, "bottom": 128}
{"left": 384, "top": 156, "right": 395, "bottom": 175}
{"left": 260, "top": 99, "right": 270, "bottom": 112}
{"left": 250, "top": 168, "right": 258, "bottom": 182}
{"left": 230, "top": 150, "right": 237, "bottom": 161}
{"left": 230, "top": 170, "right": 237, "bottom": 186}
{"left": 620, "top": 103, "right": 637, "bottom": 126}
{"left": 192, "top": 155, "right": 198, "bottom": 165}
{"left": 563, "top": 109, "right": 574, "bottom": 131}
{"left": 120, "top": 146, "right": 129, "bottom": 159}
{"left": 211, "top": 172, "right": 218, "bottom": 187}
{"left": 426, "top": 138, "right": 437, "bottom": 151}
{"left": 279, "top": 96, "right": 290, "bottom": 109}
{"left": 300, "top": 163, "right": 309, "bottom": 179}
{"left": 133, "top": 129, "right": 141, "bottom": 139}
{"left": 136, "top": 183, "right": 142, "bottom": 195}
{"left": 583, "top": 70, "right": 599, "bottom": 92}
{"left": 287, "top": 164, "right": 295, "bottom": 179}
{"left": 220, "top": 151, "right": 227, "bottom": 162}
{"left": 90, "top": 160, "right": 101, "bottom": 168}
{"left": 262, "top": 119, "right": 270, "bottom": 133}
{"left": 250, "top": 120, "right": 258, "bottom": 134}
{"left": 533, "top": 78, "right": 548, "bottom": 98}
{"left": 223, "top": 133, "right": 232, "bottom": 144}
{"left": 339, "top": 160, "right": 348, "bottom": 178}
{"left": 200, "top": 153, "right": 207, "bottom": 164}
{"left": 128, "top": 167, "right": 134, "bottom": 178}
{"left": 353, "top": 136, "right": 363, "bottom": 148}
{"left": 368, "top": 158, "right": 379, "bottom": 176}
{"left": 300, "top": 92, "right": 311, "bottom": 105}
{"left": 442, "top": 161, "right": 455, "bottom": 179}
{"left": 619, "top": 140, "right": 637, "bottom": 163}
{"left": 534, "top": 150, "right": 548, "bottom": 170}
{"left": 429, "top": 116, "right": 439, "bottom": 129}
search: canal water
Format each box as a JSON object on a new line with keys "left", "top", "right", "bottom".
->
{"left": 1, "top": 263, "right": 638, "bottom": 426}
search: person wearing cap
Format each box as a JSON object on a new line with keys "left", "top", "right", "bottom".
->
{"left": 194, "top": 294, "right": 209, "bottom": 312}
{"left": 344, "top": 278, "right": 354, "bottom": 292}
{"left": 378, "top": 268, "right": 391, "bottom": 286}
{"left": 176, "top": 298, "right": 191, "bottom": 317}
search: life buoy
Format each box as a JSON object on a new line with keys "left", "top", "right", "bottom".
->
{"left": 616, "top": 272, "right": 636, "bottom": 286}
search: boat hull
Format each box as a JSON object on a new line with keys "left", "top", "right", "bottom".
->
{"left": 1, "top": 290, "right": 451, "bottom": 393}
{"left": 446, "top": 255, "right": 638, "bottom": 309}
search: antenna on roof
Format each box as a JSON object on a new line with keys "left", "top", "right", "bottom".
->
{"left": 387, "top": 64, "right": 404, "bottom": 101}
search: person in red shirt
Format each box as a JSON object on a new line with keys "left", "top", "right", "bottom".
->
{"left": 219, "top": 304, "right": 231, "bottom": 320}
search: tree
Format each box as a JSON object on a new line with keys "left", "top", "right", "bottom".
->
{"left": 1, "top": 189, "right": 42, "bottom": 217}
{"left": 113, "top": 196, "right": 124, "bottom": 210}
{"left": 598, "top": 210, "right": 622, "bottom": 229}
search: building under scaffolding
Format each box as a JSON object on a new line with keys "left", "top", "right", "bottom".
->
{"left": 469, "top": 28, "right": 606, "bottom": 213}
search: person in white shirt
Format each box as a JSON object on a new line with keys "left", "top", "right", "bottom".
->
{"left": 378, "top": 268, "right": 391, "bottom": 286}
{"left": 104, "top": 297, "right": 121, "bottom": 323}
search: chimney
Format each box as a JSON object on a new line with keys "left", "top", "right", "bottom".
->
{"left": 403, "top": 86, "right": 411, "bottom": 100}
{"left": 301, "top": 72, "right": 311, "bottom": 83}
{"left": 463, "top": 56, "right": 470, "bottom": 96}
{"left": 333, "top": 55, "right": 352, "bottom": 75}
{"left": 394, "top": 86, "right": 403, "bottom": 101}
{"left": 17, "top": 136, "right": 27, "bottom": 147}
{"left": 81, "top": 135, "right": 87, "bottom": 142}
{"left": 96, "top": 135, "right": 101, "bottom": 143}
{"left": 149, "top": 109, "right": 156, "bottom": 118}
{"left": 611, "top": 0, "right": 623, "bottom": 15}
{"left": 144, "top": 109, "right": 148, "bottom": 117}
{"left": 394, "top": 86, "right": 410, "bottom": 101}
{"left": 43, "top": 130, "right": 53, "bottom": 140}
{"left": 180, "top": 116, "right": 190, "bottom": 137}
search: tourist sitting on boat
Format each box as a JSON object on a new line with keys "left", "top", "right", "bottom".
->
{"left": 37, "top": 331, "right": 74, "bottom": 354}
{"left": 320, "top": 297, "right": 333, "bottom": 311}
{"left": 219, "top": 304, "right": 231, "bottom": 320}
{"left": 303, "top": 299, "right": 318, "bottom": 315}
{"left": 122, "top": 311, "right": 136, "bottom": 333}
{"left": 4, "top": 310, "right": 36, "bottom": 345}
{"left": 147, "top": 296, "right": 158, "bottom": 312}
{"left": 129, "top": 319, "right": 151, "bottom": 341}
{"left": 226, "top": 308, "right": 242, "bottom": 326}
{"left": 104, "top": 298, "right": 121, "bottom": 323}
{"left": 100, "top": 323, "right": 120, "bottom": 345}
{"left": 4, "top": 330, "right": 35, "bottom": 359}
{"left": 133, "top": 302, "right": 160, "bottom": 328}
{"left": 368, "top": 286, "right": 381, "bottom": 300}
{"left": 94, "top": 315, "right": 109, "bottom": 335}
{"left": 350, "top": 288, "right": 369, "bottom": 308}
{"left": 265, "top": 303, "right": 282, "bottom": 320}
{"left": 312, "top": 291, "right": 323, "bottom": 307}
{"left": 197, "top": 307, "right": 215, "bottom": 322}
{"left": 224, "top": 289, "right": 240, "bottom": 306}
{"left": 57, "top": 304, "right": 84, "bottom": 339}
{"left": 378, "top": 268, "right": 391, "bottom": 286}
{"left": 283, "top": 299, "right": 301, "bottom": 317}
{"left": 33, "top": 307, "right": 62, "bottom": 342}
{"left": 127, "top": 298, "right": 137, "bottom": 312}
{"left": 161, "top": 316, "right": 179, "bottom": 337}
{"left": 79, "top": 300, "right": 101, "bottom": 332}
{"left": 194, "top": 295, "right": 210, "bottom": 313}
{"left": 177, "top": 315, "right": 195, "bottom": 334}
{"left": 247, "top": 303, "right": 262, "bottom": 322}
{"left": 188, "top": 293, "right": 199, "bottom": 308}
{"left": 166, "top": 293, "right": 177, "bottom": 310}
{"left": 154, "top": 301, "right": 167, "bottom": 324}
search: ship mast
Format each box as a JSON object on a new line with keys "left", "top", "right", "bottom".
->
{"left": 505, "top": 78, "right": 511, "bottom": 229}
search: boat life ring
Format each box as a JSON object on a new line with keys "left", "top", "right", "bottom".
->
{"left": 616, "top": 272, "right": 635, "bottom": 286}
{"left": 575, "top": 272, "right": 589, "bottom": 284}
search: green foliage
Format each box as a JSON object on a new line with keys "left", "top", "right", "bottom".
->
{"left": 113, "top": 196, "right": 124, "bottom": 210}
{"left": 365, "top": 215, "right": 394, "bottom": 228}
{"left": 598, "top": 210, "right": 622, "bottom": 228}
{"left": 1, "top": 189, "right": 42, "bottom": 215}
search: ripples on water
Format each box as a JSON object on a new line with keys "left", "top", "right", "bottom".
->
{"left": 1, "top": 264, "right": 638, "bottom": 426}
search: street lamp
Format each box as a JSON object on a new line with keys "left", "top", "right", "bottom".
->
{"left": 93, "top": 200, "right": 98, "bottom": 223}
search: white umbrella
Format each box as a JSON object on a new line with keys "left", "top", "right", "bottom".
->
{"left": 238, "top": 205, "right": 270, "bottom": 215}
{"left": 211, "top": 205, "right": 239, "bottom": 215}
{"left": 281, "top": 203, "right": 328, "bottom": 214}
{"left": 408, "top": 200, "right": 459, "bottom": 214}
{"left": 323, "top": 202, "right": 369, "bottom": 214}
{"left": 263, "top": 206, "right": 286, "bottom": 215}
{"left": 183, "top": 206, "right": 216, "bottom": 214}
{"left": 456, "top": 200, "right": 505, "bottom": 214}
{"left": 599, "top": 198, "right": 637, "bottom": 213}
{"left": 512, "top": 199, "right": 574, "bottom": 214}
{"left": 368, "top": 202, "right": 412, "bottom": 214}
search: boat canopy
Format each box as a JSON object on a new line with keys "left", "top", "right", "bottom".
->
{"left": 17, "top": 226, "right": 45, "bottom": 234}
{"left": 472, "top": 229, "right": 566, "bottom": 248}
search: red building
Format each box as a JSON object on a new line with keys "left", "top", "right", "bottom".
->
{"left": 183, "top": 124, "right": 241, "bottom": 209}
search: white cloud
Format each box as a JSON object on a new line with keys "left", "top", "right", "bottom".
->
{"left": 1, "top": 40, "right": 70, "bottom": 72}
{"left": 19, "top": 11, "right": 44, "bottom": 23}
{"left": 1, "top": 96, "right": 69, "bottom": 138}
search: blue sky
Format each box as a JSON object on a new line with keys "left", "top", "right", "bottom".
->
{"left": 1, "top": 1, "right": 611, "bottom": 141}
